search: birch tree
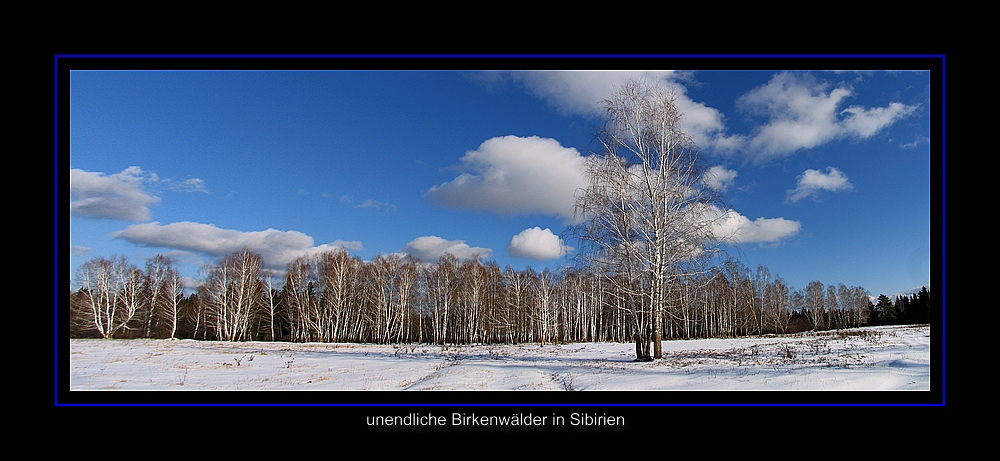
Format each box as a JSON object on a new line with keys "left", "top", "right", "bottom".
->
{"left": 202, "top": 248, "right": 265, "bottom": 341}
{"left": 315, "top": 249, "right": 361, "bottom": 343}
{"left": 155, "top": 259, "right": 184, "bottom": 339}
{"left": 428, "top": 254, "right": 458, "bottom": 344}
{"left": 283, "top": 255, "right": 316, "bottom": 342}
{"left": 141, "top": 255, "right": 174, "bottom": 337}
{"left": 261, "top": 269, "right": 281, "bottom": 341}
{"left": 572, "top": 78, "right": 724, "bottom": 360}
{"left": 805, "top": 280, "right": 826, "bottom": 331}
{"left": 73, "top": 255, "right": 142, "bottom": 339}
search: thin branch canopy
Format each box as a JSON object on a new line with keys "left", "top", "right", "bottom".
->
{"left": 570, "top": 78, "right": 727, "bottom": 359}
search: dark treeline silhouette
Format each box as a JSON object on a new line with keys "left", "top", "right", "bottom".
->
{"left": 68, "top": 248, "right": 930, "bottom": 344}
{"left": 870, "top": 287, "right": 932, "bottom": 326}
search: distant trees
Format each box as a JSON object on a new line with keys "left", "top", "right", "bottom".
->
{"left": 895, "top": 286, "right": 932, "bottom": 325}
{"left": 71, "top": 254, "right": 184, "bottom": 339}
{"left": 870, "top": 287, "right": 931, "bottom": 326}
{"left": 70, "top": 248, "right": 926, "bottom": 345}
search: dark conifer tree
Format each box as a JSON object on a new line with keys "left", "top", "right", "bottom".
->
{"left": 874, "top": 294, "right": 896, "bottom": 325}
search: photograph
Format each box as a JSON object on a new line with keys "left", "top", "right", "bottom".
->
{"left": 57, "top": 55, "right": 943, "bottom": 431}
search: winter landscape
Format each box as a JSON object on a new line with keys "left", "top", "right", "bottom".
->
{"left": 62, "top": 63, "right": 941, "bottom": 422}
{"left": 68, "top": 324, "right": 931, "bottom": 394}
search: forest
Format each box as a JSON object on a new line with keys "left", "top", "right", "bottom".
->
{"left": 67, "top": 248, "right": 932, "bottom": 346}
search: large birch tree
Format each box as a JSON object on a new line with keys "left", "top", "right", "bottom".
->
{"left": 572, "top": 78, "right": 724, "bottom": 360}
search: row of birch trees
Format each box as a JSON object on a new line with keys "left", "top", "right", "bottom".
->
{"left": 70, "top": 254, "right": 185, "bottom": 340}
{"left": 69, "top": 248, "right": 880, "bottom": 343}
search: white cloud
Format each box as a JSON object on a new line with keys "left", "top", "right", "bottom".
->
{"left": 501, "top": 71, "right": 742, "bottom": 155}
{"left": 403, "top": 236, "right": 492, "bottom": 262}
{"left": 506, "top": 227, "right": 572, "bottom": 260}
{"left": 737, "top": 72, "right": 918, "bottom": 161}
{"left": 510, "top": 70, "right": 676, "bottom": 118}
{"left": 70, "top": 167, "right": 210, "bottom": 220}
{"left": 173, "top": 178, "right": 209, "bottom": 193}
{"left": 840, "top": 102, "right": 918, "bottom": 138}
{"left": 703, "top": 165, "right": 738, "bottom": 191}
{"left": 425, "top": 135, "right": 589, "bottom": 222}
{"left": 710, "top": 208, "right": 802, "bottom": 245}
{"left": 70, "top": 167, "right": 160, "bottom": 221}
{"left": 71, "top": 245, "right": 91, "bottom": 257}
{"left": 786, "top": 167, "right": 854, "bottom": 203}
{"left": 672, "top": 91, "right": 745, "bottom": 155}
{"left": 111, "top": 221, "right": 362, "bottom": 269}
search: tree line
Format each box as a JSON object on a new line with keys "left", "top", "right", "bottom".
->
{"left": 68, "top": 248, "right": 929, "bottom": 344}
{"left": 871, "top": 287, "right": 932, "bottom": 326}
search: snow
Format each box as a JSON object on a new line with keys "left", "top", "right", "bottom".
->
{"left": 68, "top": 325, "right": 932, "bottom": 392}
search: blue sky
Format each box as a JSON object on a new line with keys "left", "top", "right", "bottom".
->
{"left": 64, "top": 59, "right": 938, "bottom": 299}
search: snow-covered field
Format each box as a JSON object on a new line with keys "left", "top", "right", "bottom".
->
{"left": 67, "top": 324, "right": 932, "bottom": 393}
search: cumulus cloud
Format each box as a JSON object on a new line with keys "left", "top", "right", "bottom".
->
{"left": 70, "top": 167, "right": 210, "bottom": 220}
{"left": 425, "top": 135, "right": 589, "bottom": 222}
{"left": 111, "top": 221, "right": 362, "bottom": 268}
{"left": 499, "top": 71, "right": 742, "bottom": 155}
{"left": 737, "top": 72, "right": 918, "bottom": 161}
{"left": 840, "top": 102, "right": 918, "bottom": 138}
{"left": 786, "top": 167, "right": 854, "bottom": 203}
{"left": 506, "top": 227, "right": 572, "bottom": 260}
{"left": 703, "top": 165, "right": 738, "bottom": 191}
{"left": 403, "top": 236, "right": 492, "bottom": 262}
{"left": 70, "top": 167, "right": 161, "bottom": 221}
{"left": 508, "top": 70, "right": 675, "bottom": 118}
{"left": 671, "top": 91, "right": 745, "bottom": 155}
{"left": 709, "top": 208, "right": 802, "bottom": 245}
